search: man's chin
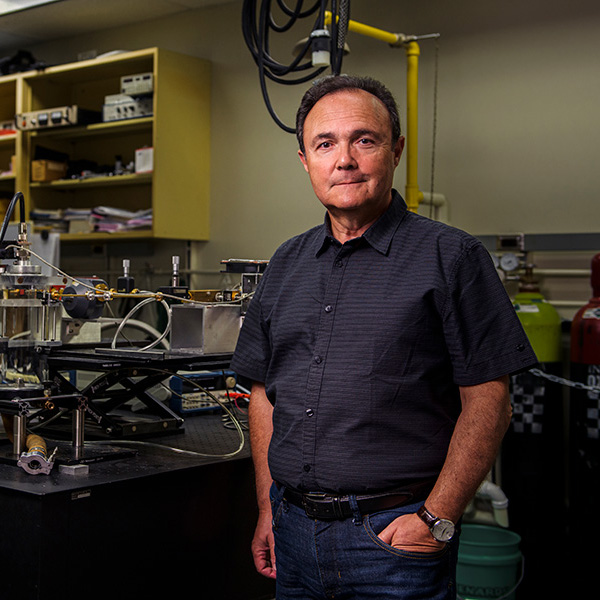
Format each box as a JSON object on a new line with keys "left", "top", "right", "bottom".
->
{"left": 320, "top": 189, "right": 392, "bottom": 221}
{"left": 325, "top": 188, "right": 369, "bottom": 208}
{"left": 324, "top": 201, "right": 365, "bottom": 214}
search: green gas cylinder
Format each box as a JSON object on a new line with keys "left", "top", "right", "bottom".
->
{"left": 512, "top": 267, "right": 561, "bottom": 363}
{"left": 503, "top": 265, "right": 564, "bottom": 599}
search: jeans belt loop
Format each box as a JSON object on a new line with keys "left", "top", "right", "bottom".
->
{"left": 348, "top": 494, "right": 363, "bottom": 525}
{"left": 332, "top": 496, "right": 344, "bottom": 519}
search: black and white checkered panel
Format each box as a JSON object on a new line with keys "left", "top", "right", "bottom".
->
{"left": 510, "top": 376, "right": 546, "bottom": 434}
{"left": 586, "top": 391, "right": 600, "bottom": 440}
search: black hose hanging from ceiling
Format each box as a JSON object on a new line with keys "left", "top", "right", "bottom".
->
{"left": 333, "top": 0, "right": 349, "bottom": 75}
{"left": 241, "top": 0, "right": 350, "bottom": 133}
{"left": 0, "top": 191, "right": 25, "bottom": 244}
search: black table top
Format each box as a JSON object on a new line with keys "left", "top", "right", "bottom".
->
{"left": 0, "top": 411, "right": 250, "bottom": 497}
{"left": 47, "top": 347, "right": 233, "bottom": 372}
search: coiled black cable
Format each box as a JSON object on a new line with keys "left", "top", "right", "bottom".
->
{"left": 241, "top": 0, "right": 350, "bottom": 132}
{"left": 0, "top": 191, "right": 25, "bottom": 244}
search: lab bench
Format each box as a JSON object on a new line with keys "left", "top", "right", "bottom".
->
{"left": 0, "top": 412, "right": 274, "bottom": 600}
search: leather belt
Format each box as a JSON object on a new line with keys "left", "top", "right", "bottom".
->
{"left": 279, "top": 479, "right": 434, "bottom": 520}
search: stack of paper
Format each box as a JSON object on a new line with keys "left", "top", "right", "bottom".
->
{"left": 91, "top": 206, "right": 152, "bottom": 232}
{"left": 64, "top": 208, "right": 93, "bottom": 234}
{"left": 30, "top": 206, "right": 153, "bottom": 234}
{"left": 30, "top": 208, "right": 68, "bottom": 232}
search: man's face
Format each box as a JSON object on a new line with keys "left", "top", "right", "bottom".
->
{"left": 298, "top": 89, "right": 404, "bottom": 220}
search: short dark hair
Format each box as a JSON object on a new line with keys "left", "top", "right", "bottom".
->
{"left": 295, "top": 74, "right": 401, "bottom": 153}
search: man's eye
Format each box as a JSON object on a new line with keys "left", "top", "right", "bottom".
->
{"left": 317, "top": 141, "right": 332, "bottom": 150}
{"left": 358, "top": 138, "right": 373, "bottom": 145}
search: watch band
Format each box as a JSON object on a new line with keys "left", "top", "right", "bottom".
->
{"left": 417, "top": 505, "right": 456, "bottom": 542}
{"left": 417, "top": 505, "right": 437, "bottom": 528}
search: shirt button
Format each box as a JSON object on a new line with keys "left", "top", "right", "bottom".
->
{"left": 314, "top": 355, "right": 322, "bottom": 364}
{"left": 303, "top": 464, "right": 311, "bottom": 472}
{"left": 306, "top": 408, "right": 314, "bottom": 417}
{"left": 324, "top": 305, "right": 333, "bottom": 313}
{"left": 335, "top": 260, "right": 343, "bottom": 268}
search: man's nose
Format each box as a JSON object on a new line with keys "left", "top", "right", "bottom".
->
{"left": 336, "top": 144, "right": 358, "bottom": 169}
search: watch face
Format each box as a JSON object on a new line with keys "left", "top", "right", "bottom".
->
{"left": 432, "top": 519, "right": 455, "bottom": 542}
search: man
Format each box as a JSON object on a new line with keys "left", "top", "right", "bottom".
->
{"left": 231, "top": 75, "right": 537, "bottom": 599}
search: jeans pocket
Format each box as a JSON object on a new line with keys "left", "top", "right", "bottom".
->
{"left": 363, "top": 509, "right": 448, "bottom": 559}
{"left": 270, "top": 483, "right": 286, "bottom": 531}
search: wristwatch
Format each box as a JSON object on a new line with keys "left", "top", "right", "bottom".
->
{"left": 417, "top": 505, "right": 456, "bottom": 542}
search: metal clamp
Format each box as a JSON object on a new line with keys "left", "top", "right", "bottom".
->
{"left": 17, "top": 446, "right": 57, "bottom": 475}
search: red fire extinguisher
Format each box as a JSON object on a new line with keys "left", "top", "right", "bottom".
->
{"left": 569, "top": 252, "right": 600, "bottom": 557}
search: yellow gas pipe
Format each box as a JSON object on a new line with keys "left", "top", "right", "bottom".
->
{"left": 404, "top": 41, "right": 422, "bottom": 213}
{"left": 324, "top": 11, "right": 424, "bottom": 212}
{"left": 325, "top": 11, "right": 400, "bottom": 45}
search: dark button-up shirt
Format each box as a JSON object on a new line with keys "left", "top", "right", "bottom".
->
{"left": 231, "top": 191, "right": 537, "bottom": 493}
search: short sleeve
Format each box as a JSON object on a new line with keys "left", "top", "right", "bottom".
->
{"left": 442, "top": 241, "right": 538, "bottom": 386}
{"left": 230, "top": 267, "right": 272, "bottom": 384}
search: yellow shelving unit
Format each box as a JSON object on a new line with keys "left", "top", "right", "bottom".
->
{"left": 0, "top": 75, "right": 20, "bottom": 210}
{"left": 4, "top": 47, "right": 211, "bottom": 241}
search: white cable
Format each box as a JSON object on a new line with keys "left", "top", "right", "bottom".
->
{"left": 87, "top": 370, "right": 245, "bottom": 459}
{"left": 110, "top": 297, "right": 171, "bottom": 351}
{"left": 99, "top": 318, "right": 170, "bottom": 350}
{"left": 88, "top": 434, "right": 244, "bottom": 460}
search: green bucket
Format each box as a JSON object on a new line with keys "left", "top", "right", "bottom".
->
{"left": 457, "top": 524, "right": 523, "bottom": 600}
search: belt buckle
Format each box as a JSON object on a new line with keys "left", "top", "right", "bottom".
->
{"left": 303, "top": 493, "right": 345, "bottom": 519}
{"left": 302, "top": 492, "right": 327, "bottom": 519}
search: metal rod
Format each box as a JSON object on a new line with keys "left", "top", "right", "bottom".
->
{"left": 73, "top": 404, "right": 85, "bottom": 449}
{"left": 171, "top": 255, "right": 180, "bottom": 287}
{"left": 13, "top": 414, "right": 26, "bottom": 456}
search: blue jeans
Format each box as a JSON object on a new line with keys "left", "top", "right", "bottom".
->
{"left": 270, "top": 484, "right": 459, "bottom": 600}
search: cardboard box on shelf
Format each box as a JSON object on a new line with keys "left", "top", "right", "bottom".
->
{"left": 68, "top": 219, "right": 92, "bottom": 234}
{"left": 31, "top": 160, "right": 67, "bottom": 182}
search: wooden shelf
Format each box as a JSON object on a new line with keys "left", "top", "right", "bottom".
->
{"left": 23, "top": 49, "right": 155, "bottom": 84}
{"left": 3, "top": 47, "right": 211, "bottom": 242}
{"left": 30, "top": 117, "right": 153, "bottom": 140}
{"left": 0, "top": 133, "right": 17, "bottom": 144}
{"left": 30, "top": 172, "right": 153, "bottom": 189}
{"left": 59, "top": 229, "right": 153, "bottom": 242}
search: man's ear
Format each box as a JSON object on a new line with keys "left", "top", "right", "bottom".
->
{"left": 393, "top": 136, "right": 406, "bottom": 167}
{"left": 298, "top": 149, "right": 309, "bottom": 173}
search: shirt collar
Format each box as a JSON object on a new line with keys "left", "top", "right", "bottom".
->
{"left": 313, "top": 219, "right": 337, "bottom": 257}
{"left": 313, "top": 190, "right": 407, "bottom": 257}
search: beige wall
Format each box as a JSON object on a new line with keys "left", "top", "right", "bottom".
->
{"left": 21, "top": 0, "right": 600, "bottom": 315}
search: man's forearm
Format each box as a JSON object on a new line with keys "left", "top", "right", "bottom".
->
{"left": 426, "top": 375, "right": 512, "bottom": 522}
{"left": 249, "top": 382, "right": 274, "bottom": 512}
{"left": 364, "top": 375, "right": 513, "bottom": 552}
{"left": 248, "top": 382, "right": 277, "bottom": 578}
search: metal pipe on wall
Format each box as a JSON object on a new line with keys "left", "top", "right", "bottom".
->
{"left": 404, "top": 40, "right": 422, "bottom": 213}
{"left": 324, "top": 11, "right": 427, "bottom": 213}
